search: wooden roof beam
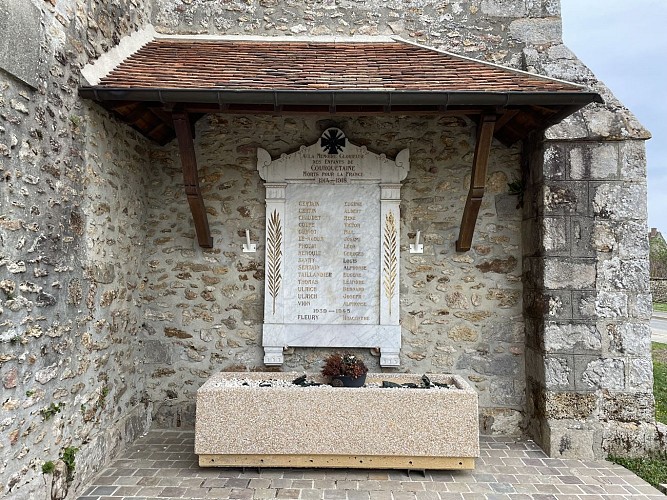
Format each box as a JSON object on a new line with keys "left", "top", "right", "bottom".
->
{"left": 172, "top": 110, "right": 213, "bottom": 248}
{"left": 120, "top": 103, "right": 151, "bottom": 125}
{"left": 493, "top": 109, "right": 520, "bottom": 133}
{"left": 456, "top": 113, "right": 497, "bottom": 252}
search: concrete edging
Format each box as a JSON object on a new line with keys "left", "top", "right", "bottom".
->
{"left": 653, "top": 311, "right": 667, "bottom": 320}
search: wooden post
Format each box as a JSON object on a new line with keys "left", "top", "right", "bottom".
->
{"left": 456, "top": 113, "right": 497, "bottom": 252}
{"left": 172, "top": 110, "right": 213, "bottom": 248}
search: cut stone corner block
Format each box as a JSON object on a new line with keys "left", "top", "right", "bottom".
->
{"left": 540, "top": 419, "right": 603, "bottom": 460}
{"left": 602, "top": 420, "right": 661, "bottom": 458}
{"left": 542, "top": 418, "right": 666, "bottom": 460}
{"left": 196, "top": 372, "right": 479, "bottom": 470}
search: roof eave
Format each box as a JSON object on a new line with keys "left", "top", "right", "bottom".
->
{"left": 79, "top": 86, "right": 603, "bottom": 108}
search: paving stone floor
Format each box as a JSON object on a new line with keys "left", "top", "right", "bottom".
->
{"left": 77, "top": 430, "right": 664, "bottom": 499}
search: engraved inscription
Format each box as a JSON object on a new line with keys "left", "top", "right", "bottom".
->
{"left": 383, "top": 211, "right": 398, "bottom": 318}
{"left": 284, "top": 184, "right": 380, "bottom": 325}
{"left": 300, "top": 153, "right": 365, "bottom": 184}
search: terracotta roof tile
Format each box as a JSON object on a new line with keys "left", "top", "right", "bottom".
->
{"left": 97, "top": 39, "right": 583, "bottom": 93}
{"left": 81, "top": 38, "right": 601, "bottom": 145}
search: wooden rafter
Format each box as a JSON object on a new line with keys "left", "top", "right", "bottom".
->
{"left": 94, "top": 96, "right": 588, "bottom": 147}
{"left": 493, "top": 109, "right": 519, "bottom": 132}
{"left": 456, "top": 113, "right": 497, "bottom": 252}
{"left": 121, "top": 103, "right": 150, "bottom": 125}
{"left": 172, "top": 110, "right": 213, "bottom": 248}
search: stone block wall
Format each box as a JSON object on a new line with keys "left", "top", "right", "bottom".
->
{"left": 652, "top": 279, "right": 667, "bottom": 303}
{"left": 0, "top": 1, "right": 154, "bottom": 498}
{"left": 521, "top": 44, "right": 653, "bottom": 457}
{"left": 523, "top": 136, "right": 654, "bottom": 459}
{"left": 143, "top": 114, "right": 526, "bottom": 434}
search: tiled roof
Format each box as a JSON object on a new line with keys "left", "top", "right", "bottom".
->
{"left": 80, "top": 36, "right": 601, "bottom": 145}
{"left": 98, "top": 38, "right": 582, "bottom": 93}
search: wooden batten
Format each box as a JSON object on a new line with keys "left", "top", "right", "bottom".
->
{"left": 456, "top": 113, "right": 497, "bottom": 252}
{"left": 172, "top": 110, "right": 213, "bottom": 248}
{"left": 199, "top": 454, "right": 475, "bottom": 470}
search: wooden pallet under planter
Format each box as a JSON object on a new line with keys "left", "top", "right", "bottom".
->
{"left": 195, "top": 372, "right": 479, "bottom": 470}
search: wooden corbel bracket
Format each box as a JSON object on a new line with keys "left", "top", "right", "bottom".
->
{"left": 172, "top": 110, "right": 213, "bottom": 248}
{"left": 456, "top": 113, "right": 497, "bottom": 252}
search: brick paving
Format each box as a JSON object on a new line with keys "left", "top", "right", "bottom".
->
{"left": 77, "top": 430, "right": 664, "bottom": 499}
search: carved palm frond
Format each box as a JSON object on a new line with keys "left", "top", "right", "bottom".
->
{"left": 266, "top": 209, "right": 283, "bottom": 315}
{"left": 383, "top": 211, "right": 398, "bottom": 317}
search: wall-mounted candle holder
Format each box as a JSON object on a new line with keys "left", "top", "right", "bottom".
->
{"left": 242, "top": 229, "right": 257, "bottom": 253}
{"left": 409, "top": 230, "right": 424, "bottom": 254}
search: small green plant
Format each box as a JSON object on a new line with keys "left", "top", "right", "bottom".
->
{"left": 10, "top": 334, "right": 22, "bottom": 344}
{"left": 61, "top": 446, "right": 79, "bottom": 483}
{"left": 25, "top": 390, "right": 34, "bottom": 397}
{"left": 42, "top": 461, "right": 55, "bottom": 474}
{"left": 40, "top": 402, "right": 65, "bottom": 420}
{"left": 653, "top": 342, "right": 667, "bottom": 424}
{"left": 69, "top": 115, "right": 82, "bottom": 127}
{"left": 99, "top": 385, "right": 110, "bottom": 407}
{"left": 655, "top": 302, "right": 667, "bottom": 313}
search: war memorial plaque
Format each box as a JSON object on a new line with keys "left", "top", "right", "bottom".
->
{"left": 257, "top": 129, "right": 409, "bottom": 367}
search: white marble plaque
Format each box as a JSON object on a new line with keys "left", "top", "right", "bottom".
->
{"left": 257, "top": 129, "right": 409, "bottom": 367}
{"left": 285, "top": 183, "right": 380, "bottom": 325}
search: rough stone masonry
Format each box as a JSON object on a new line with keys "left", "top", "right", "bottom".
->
{"left": 0, "top": 0, "right": 655, "bottom": 498}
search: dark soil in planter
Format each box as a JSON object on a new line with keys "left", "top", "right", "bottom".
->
{"left": 291, "top": 373, "right": 452, "bottom": 389}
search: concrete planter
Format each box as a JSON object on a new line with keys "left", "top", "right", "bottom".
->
{"left": 195, "top": 372, "right": 479, "bottom": 470}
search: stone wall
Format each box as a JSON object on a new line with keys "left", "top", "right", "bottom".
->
{"left": 0, "top": 1, "right": 154, "bottom": 498}
{"left": 0, "top": 5, "right": 656, "bottom": 497}
{"left": 152, "top": 0, "right": 561, "bottom": 65}
{"left": 523, "top": 136, "right": 654, "bottom": 459}
{"left": 147, "top": 0, "right": 655, "bottom": 459}
{"left": 143, "top": 0, "right": 565, "bottom": 438}
{"left": 143, "top": 114, "right": 526, "bottom": 434}
{"left": 652, "top": 279, "right": 667, "bottom": 304}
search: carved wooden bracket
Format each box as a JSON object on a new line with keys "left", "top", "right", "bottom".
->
{"left": 172, "top": 110, "right": 213, "bottom": 248}
{"left": 456, "top": 113, "right": 497, "bottom": 252}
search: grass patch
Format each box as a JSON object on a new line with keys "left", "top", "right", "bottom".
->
{"left": 610, "top": 343, "right": 667, "bottom": 488}
{"left": 609, "top": 455, "right": 667, "bottom": 489}
{"left": 654, "top": 342, "right": 667, "bottom": 425}
{"left": 655, "top": 303, "right": 667, "bottom": 313}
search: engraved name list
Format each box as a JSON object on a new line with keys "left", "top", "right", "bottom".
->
{"left": 284, "top": 182, "right": 380, "bottom": 325}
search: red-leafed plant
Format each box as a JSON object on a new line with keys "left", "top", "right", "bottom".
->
{"left": 321, "top": 352, "right": 368, "bottom": 379}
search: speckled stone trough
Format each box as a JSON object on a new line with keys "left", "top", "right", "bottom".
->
{"left": 195, "top": 372, "right": 479, "bottom": 470}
